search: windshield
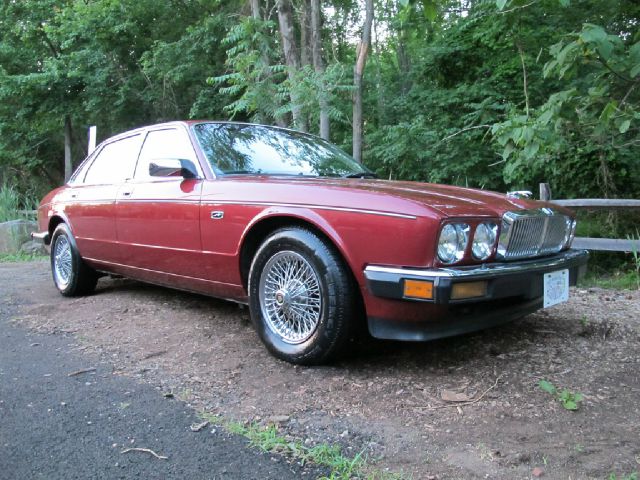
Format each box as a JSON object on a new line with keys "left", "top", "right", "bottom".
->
{"left": 192, "top": 123, "right": 372, "bottom": 177}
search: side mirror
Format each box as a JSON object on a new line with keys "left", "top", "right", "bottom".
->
{"left": 149, "top": 159, "right": 199, "bottom": 179}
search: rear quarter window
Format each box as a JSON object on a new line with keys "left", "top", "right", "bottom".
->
{"left": 82, "top": 134, "right": 143, "bottom": 185}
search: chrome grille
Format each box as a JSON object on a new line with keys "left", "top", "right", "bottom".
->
{"left": 497, "top": 209, "right": 570, "bottom": 260}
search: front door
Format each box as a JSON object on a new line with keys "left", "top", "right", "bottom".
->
{"left": 116, "top": 127, "right": 205, "bottom": 279}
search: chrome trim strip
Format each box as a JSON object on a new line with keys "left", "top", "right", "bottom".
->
{"left": 52, "top": 198, "right": 200, "bottom": 206}
{"left": 116, "top": 199, "right": 201, "bottom": 205}
{"left": 118, "top": 241, "right": 201, "bottom": 254}
{"left": 51, "top": 199, "right": 416, "bottom": 219}
{"left": 201, "top": 201, "right": 417, "bottom": 219}
{"left": 83, "top": 257, "right": 240, "bottom": 288}
{"left": 76, "top": 237, "right": 235, "bottom": 257}
{"left": 54, "top": 200, "right": 115, "bottom": 205}
{"left": 364, "top": 249, "right": 589, "bottom": 280}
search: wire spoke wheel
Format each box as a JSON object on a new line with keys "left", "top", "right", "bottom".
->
{"left": 258, "top": 250, "right": 322, "bottom": 344}
{"left": 50, "top": 223, "right": 98, "bottom": 297}
{"left": 249, "top": 228, "right": 355, "bottom": 364}
{"left": 53, "top": 235, "right": 73, "bottom": 288}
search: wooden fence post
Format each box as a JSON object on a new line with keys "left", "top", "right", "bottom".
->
{"left": 539, "top": 183, "right": 551, "bottom": 201}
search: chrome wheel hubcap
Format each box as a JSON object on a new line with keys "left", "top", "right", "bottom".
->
{"left": 54, "top": 235, "right": 72, "bottom": 288}
{"left": 259, "top": 251, "right": 322, "bottom": 344}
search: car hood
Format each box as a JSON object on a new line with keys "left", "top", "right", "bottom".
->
{"left": 212, "top": 176, "right": 563, "bottom": 219}
{"left": 326, "top": 179, "right": 531, "bottom": 217}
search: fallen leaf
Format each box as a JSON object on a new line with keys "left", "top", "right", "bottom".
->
{"left": 441, "top": 390, "right": 471, "bottom": 402}
{"left": 532, "top": 466, "right": 544, "bottom": 477}
{"left": 190, "top": 421, "right": 209, "bottom": 432}
{"left": 266, "top": 415, "right": 290, "bottom": 424}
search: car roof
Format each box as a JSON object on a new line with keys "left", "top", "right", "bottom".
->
{"left": 108, "top": 119, "right": 316, "bottom": 143}
{"left": 99, "top": 120, "right": 322, "bottom": 146}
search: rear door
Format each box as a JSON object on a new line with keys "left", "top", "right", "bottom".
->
{"left": 64, "top": 133, "right": 143, "bottom": 264}
{"left": 116, "top": 127, "right": 205, "bottom": 278}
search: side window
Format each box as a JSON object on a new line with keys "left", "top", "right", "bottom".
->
{"left": 134, "top": 128, "right": 198, "bottom": 180}
{"left": 83, "top": 134, "right": 142, "bottom": 185}
{"left": 68, "top": 147, "right": 101, "bottom": 185}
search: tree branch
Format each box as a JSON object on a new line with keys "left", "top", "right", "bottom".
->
{"left": 498, "top": 0, "right": 538, "bottom": 14}
{"left": 517, "top": 42, "right": 530, "bottom": 118}
{"left": 437, "top": 125, "right": 492, "bottom": 145}
{"left": 37, "top": 22, "right": 60, "bottom": 58}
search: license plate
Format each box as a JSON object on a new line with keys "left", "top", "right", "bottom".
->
{"left": 543, "top": 269, "right": 569, "bottom": 308}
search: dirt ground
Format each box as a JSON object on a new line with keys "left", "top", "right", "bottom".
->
{"left": 4, "top": 260, "right": 640, "bottom": 479}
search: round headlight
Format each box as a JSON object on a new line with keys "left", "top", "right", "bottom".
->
{"left": 437, "top": 223, "right": 469, "bottom": 264}
{"left": 472, "top": 222, "right": 498, "bottom": 260}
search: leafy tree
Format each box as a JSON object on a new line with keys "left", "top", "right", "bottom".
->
{"left": 493, "top": 22, "right": 640, "bottom": 198}
{"left": 1, "top": 0, "right": 638, "bottom": 205}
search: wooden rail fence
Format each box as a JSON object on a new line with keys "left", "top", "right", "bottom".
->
{"left": 16, "top": 187, "right": 640, "bottom": 252}
{"left": 540, "top": 183, "right": 640, "bottom": 252}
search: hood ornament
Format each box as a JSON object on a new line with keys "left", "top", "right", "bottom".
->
{"left": 506, "top": 190, "right": 533, "bottom": 200}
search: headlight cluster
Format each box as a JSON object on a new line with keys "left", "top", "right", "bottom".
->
{"left": 472, "top": 222, "right": 498, "bottom": 260}
{"left": 437, "top": 223, "right": 469, "bottom": 264}
{"left": 437, "top": 221, "right": 498, "bottom": 264}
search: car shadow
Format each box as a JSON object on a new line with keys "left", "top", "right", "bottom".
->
{"left": 91, "top": 275, "right": 568, "bottom": 370}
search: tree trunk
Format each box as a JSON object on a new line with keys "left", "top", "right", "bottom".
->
{"left": 299, "top": 0, "right": 311, "bottom": 131}
{"left": 373, "top": 17, "right": 386, "bottom": 126}
{"left": 250, "top": 0, "right": 287, "bottom": 127}
{"left": 64, "top": 115, "right": 73, "bottom": 183}
{"left": 352, "top": 0, "right": 374, "bottom": 163}
{"left": 277, "top": 0, "right": 305, "bottom": 131}
{"left": 311, "top": 0, "right": 329, "bottom": 139}
{"left": 300, "top": 0, "right": 311, "bottom": 68}
{"left": 249, "top": 0, "right": 260, "bottom": 19}
{"left": 396, "top": 38, "right": 412, "bottom": 95}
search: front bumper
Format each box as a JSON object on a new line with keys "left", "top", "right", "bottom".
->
{"left": 363, "top": 249, "right": 589, "bottom": 341}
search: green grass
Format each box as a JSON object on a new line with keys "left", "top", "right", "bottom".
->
{"left": 0, "top": 182, "right": 22, "bottom": 223}
{"left": 608, "top": 472, "right": 638, "bottom": 480}
{"left": 578, "top": 269, "right": 639, "bottom": 290}
{"left": 0, "top": 252, "right": 47, "bottom": 263}
{"left": 0, "top": 181, "right": 37, "bottom": 222}
{"left": 573, "top": 211, "right": 640, "bottom": 290}
{"left": 198, "top": 411, "right": 408, "bottom": 480}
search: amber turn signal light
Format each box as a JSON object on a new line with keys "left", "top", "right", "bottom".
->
{"left": 403, "top": 279, "right": 434, "bottom": 300}
{"left": 450, "top": 281, "right": 488, "bottom": 300}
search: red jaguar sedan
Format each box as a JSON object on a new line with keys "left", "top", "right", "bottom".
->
{"left": 33, "top": 121, "right": 589, "bottom": 364}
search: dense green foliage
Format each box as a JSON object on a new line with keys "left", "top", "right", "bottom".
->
{"left": 0, "top": 0, "right": 638, "bottom": 202}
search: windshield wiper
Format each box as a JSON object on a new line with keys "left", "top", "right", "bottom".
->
{"left": 342, "top": 172, "right": 378, "bottom": 179}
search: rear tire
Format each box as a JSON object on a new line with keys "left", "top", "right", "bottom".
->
{"left": 248, "top": 227, "right": 355, "bottom": 365}
{"left": 50, "top": 223, "right": 98, "bottom": 297}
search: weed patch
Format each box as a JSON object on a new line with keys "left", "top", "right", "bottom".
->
{"left": 0, "top": 252, "right": 47, "bottom": 263}
{"left": 539, "top": 380, "right": 583, "bottom": 411}
{"left": 197, "top": 411, "right": 406, "bottom": 480}
{"left": 0, "top": 182, "right": 37, "bottom": 222}
{"left": 608, "top": 472, "right": 638, "bottom": 480}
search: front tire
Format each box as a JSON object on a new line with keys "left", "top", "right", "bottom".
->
{"left": 248, "top": 227, "right": 355, "bottom": 365}
{"left": 50, "top": 223, "right": 98, "bottom": 297}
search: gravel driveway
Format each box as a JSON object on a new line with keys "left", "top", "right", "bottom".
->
{"left": 3, "top": 260, "right": 640, "bottom": 479}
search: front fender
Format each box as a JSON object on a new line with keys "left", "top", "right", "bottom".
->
{"left": 239, "top": 206, "right": 355, "bottom": 275}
